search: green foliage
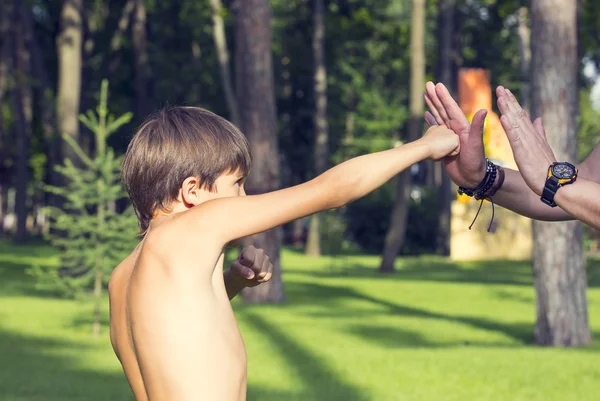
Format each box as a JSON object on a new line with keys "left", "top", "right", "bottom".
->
{"left": 328, "top": 1, "right": 411, "bottom": 159}
{"left": 577, "top": 88, "right": 600, "bottom": 256}
{"left": 581, "top": 0, "right": 600, "bottom": 70}
{"left": 17, "top": 0, "right": 600, "bottom": 262}
{"left": 345, "top": 184, "right": 440, "bottom": 255}
{"left": 319, "top": 209, "right": 350, "bottom": 257}
{"left": 345, "top": 185, "right": 394, "bottom": 254}
{"left": 578, "top": 88, "right": 600, "bottom": 161}
{"left": 28, "top": 80, "right": 138, "bottom": 298}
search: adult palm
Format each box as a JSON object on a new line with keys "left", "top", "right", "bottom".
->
{"left": 423, "top": 82, "right": 488, "bottom": 188}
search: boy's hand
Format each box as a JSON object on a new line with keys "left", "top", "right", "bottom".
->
{"left": 420, "top": 125, "right": 460, "bottom": 161}
{"left": 228, "top": 245, "right": 273, "bottom": 287}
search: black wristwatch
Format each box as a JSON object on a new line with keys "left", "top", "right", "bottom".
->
{"left": 540, "top": 162, "right": 578, "bottom": 207}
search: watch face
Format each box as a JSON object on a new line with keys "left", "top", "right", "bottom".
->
{"left": 552, "top": 163, "right": 575, "bottom": 179}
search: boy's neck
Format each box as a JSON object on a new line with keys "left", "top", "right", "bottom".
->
{"left": 150, "top": 202, "right": 189, "bottom": 227}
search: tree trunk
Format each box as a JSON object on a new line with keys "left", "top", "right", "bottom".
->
{"left": 235, "top": 0, "right": 284, "bottom": 303}
{"left": 518, "top": 7, "right": 532, "bottom": 114}
{"left": 380, "top": 0, "right": 425, "bottom": 272}
{"left": 108, "top": 0, "right": 135, "bottom": 76}
{"left": 291, "top": 218, "right": 305, "bottom": 249}
{"left": 530, "top": 0, "right": 590, "bottom": 346}
{"left": 22, "top": 4, "right": 60, "bottom": 211}
{"left": 305, "top": 0, "right": 329, "bottom": 257}
{"left": 0, "top": 0, "right": 12, "bottom": 235}
{"left": 133, "top": 0, "right": 150, "bottom": 121}
{"left": 56, "top": 0, "right": 83, "bottom": 166}
{"left": 209, "top": 0, "right": 240, "bottom": 126}
{"left": 435, "top": 0, "right": 455, "bottom": 256}
{"left": 13, "top": 0, "right": 32, "bottom": 244}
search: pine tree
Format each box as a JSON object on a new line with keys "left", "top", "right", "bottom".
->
{"left": 29, "top": 80, "right": 139, "bottom": 337}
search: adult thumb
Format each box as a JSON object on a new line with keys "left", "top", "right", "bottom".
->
{"left": 469, "top": 109, "right": 488, "bottom": 148}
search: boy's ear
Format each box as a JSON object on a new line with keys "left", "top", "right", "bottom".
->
{"left": 180, "top": 176, "right": 202, "bottom": 207}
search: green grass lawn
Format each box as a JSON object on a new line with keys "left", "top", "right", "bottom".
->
{"left": 1, "top": 240, "right": 600, "bottom": 401}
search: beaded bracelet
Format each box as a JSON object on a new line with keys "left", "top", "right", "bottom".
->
{"left": 458, "top": 159, "right": 495, "bottom": 198}
{"left": 457, "top": 159, "right": 505, "bottom": 232}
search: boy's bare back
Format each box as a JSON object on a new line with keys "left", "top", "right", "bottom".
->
{"left": 109, "top": 215, "right": 247, "bottom": 401}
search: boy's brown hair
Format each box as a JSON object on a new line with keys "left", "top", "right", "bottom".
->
{"left": 122, "top": 106, "right": 252, "bottom": 233}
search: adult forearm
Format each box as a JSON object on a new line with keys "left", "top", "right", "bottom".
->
{"left": 491, "top": 168, "right": 574, "bottom": 221}
{"left": 554, "top": 179, "right": 600, "bottom": 230}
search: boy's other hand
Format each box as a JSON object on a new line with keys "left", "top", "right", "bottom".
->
{"left": 420, "top": 125, "right": 460, "bottom": 161}
{"left": 228, "top": 245, "right": 273, "bottom": 287}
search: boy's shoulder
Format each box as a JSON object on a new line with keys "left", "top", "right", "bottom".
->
{"left": 142, "top": 209, "right": 224, "bottom": 259}
{"left": 108, "top": 243, "right": 142, "bottom": 294}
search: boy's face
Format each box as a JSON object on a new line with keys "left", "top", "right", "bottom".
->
{"left": 213, "top": 171, "right": 246, "bottom": 247}
{"left": 179, "top": 170, "right": 247, "bottom": 208}
{"left": 212, "top": 171, "right": 246, "bottom": 199}
{"left": 177, "top": 171, "right": 247, "bottom": 246}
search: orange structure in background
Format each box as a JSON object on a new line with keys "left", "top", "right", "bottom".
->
{"left": 450, "top": 69, "right": 532, "bottom": 260}
{"left": 458, "top": 69, "right": 515, "bottom": 168}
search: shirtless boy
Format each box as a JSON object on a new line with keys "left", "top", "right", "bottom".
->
{"left": 109, "top": 106, "right": 460, "bottom": 401}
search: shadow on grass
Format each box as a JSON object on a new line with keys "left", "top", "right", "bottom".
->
{"left": 284, "top": 281, "right": 534, "bottom": 344}
{"left": 69, "top": 309, "right": 111, "bottom": 332}
{"left": 284, "top": 282, "right": 600, "bottom": 350}
{"left": 286, "top": 259, "right": 534, "bottom": 286}
{"left": 346, "top": 324, "right": 534, "bottom": 350}
{"left": 348, "top": 323, "right": 600, "bottom": 351}
{"left": 0, "top": 326, "right": 133, "bottom": 401}
{"left": 287, "top": 257, "right": 600, "bottom": 288}
{"left": 242, "top": 310, "right": 369, "bottom": 401}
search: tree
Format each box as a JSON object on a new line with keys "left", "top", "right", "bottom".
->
{"left": 22, "top": 2, "right": 60, "bottom": 211}
{"left": 435, "top": 0, "right": 456, "bottom": 256}
{"left": 209, "top": 0, "right": 239, "bottom": 126}
{"left": 13, "top": 0, "right": 33, "bottom": 244}
{"left": 380, "top": 0, "right": 425, "bottom": 272}
{"left": 517, "top": 6, "right": 531, "bottom": 113}
{"left": 235, "top": 0, "right": 285, "bottom": 303}
{"left": 56, "top": 0, "right": 83, "bottom": 167}
{"left": 0, "top": 0, "right": 13, "bottom": 235}
{"left": 530, "top": 0, "right": 590, "bottom": 346}
{"left": 29, "top": 80, "right": 137, "bottom": 337}
{"left": 132, "top": 0, "right": 151, "bottom": 120}
{"left": 108, "top": 0, "right": 135, "bottom": 76}
{"left": 305, "top": 0, "right": 329, "bottom": 257}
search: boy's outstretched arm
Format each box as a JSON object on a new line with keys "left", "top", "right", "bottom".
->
{"left": 197, "top": 126, "right": 459, "bottom": 245}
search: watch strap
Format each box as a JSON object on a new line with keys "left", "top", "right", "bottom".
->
{"left": 541, "top": 176, "right": 559, "bottom": 207}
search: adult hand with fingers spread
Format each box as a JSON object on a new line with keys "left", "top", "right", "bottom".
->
{"left": 422, "top": 81, "right": 593, "bottom": 228}
{"left": 423, "top": 80, "right": 600, "bottom": 230}
{"left": 493, "top": 85, "right": 600, "bottom": 228}
{"left": 495, "top": 86, "right": 557, "bottom": 196}
{"left": 423, "top": 82, "right": 489, "bottom": 189}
